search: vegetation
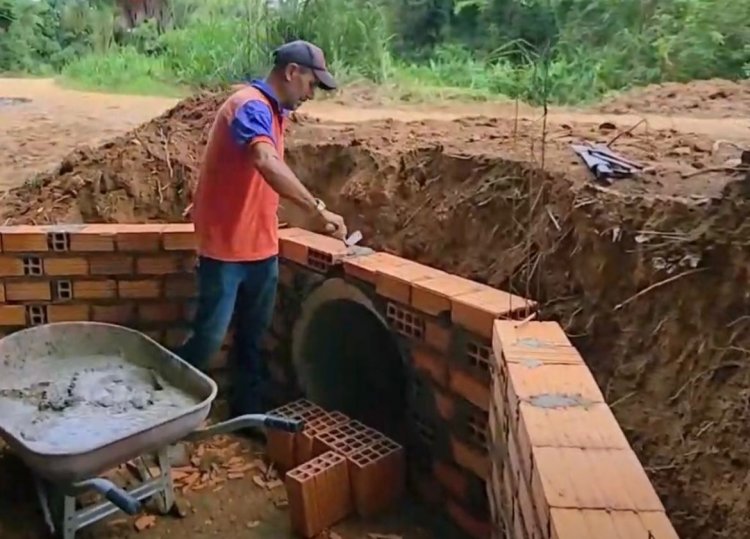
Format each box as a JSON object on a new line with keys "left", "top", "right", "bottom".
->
{"left": 1, "top": 0, "right": 749, "bottom": 104}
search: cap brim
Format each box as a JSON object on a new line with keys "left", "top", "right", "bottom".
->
{"left": 313, "top": 68, "right": 337, "bottom": 91}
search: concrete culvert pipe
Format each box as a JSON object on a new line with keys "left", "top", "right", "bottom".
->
{"left": 291, "top": 278, "right": 408, "bottom": 443}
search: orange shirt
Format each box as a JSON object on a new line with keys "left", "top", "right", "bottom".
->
{"left": 192, "top": 82, "right": 286, "bottom": 262}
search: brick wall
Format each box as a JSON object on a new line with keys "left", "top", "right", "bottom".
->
{"left": 0, "top": 224, "right": 230, "bottom": 373}
{"left": 0, "top": 223, "right": 679, "bottom": 539}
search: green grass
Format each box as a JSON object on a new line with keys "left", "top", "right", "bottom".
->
{"left": 2, "top": 0, "right": 749, "bottom": 106}
{"left": 58, "top": 47, "right": 189, "bottom": 97}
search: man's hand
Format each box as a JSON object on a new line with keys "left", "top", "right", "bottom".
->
{"left": 318, "top": 209, "right": 347, "bottom": 241}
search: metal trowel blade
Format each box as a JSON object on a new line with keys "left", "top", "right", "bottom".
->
{"left": 345, "top": 230, "right": 362, "bottom": 247}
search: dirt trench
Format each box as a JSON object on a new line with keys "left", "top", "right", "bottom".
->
{"left": 2, "top": 90, "right": 750, "bottom": 539}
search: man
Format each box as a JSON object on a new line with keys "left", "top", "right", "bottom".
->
{"left": 176, "top": 40, "right": 347, "bottom": 419}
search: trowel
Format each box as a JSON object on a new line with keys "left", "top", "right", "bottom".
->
{"left": 345, "top": 230, "right": 362, "bottom": 247}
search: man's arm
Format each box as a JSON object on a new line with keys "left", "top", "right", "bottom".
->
{"left": 249, "top": 141, "right": 320, "bottom": 216}
{"left": 230, "top": 100, "right": 347, "bottom": 239}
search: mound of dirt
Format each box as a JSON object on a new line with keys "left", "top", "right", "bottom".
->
{"left": 597, "top": 78, "right": 750, "bottom": 118}
{"left": 3, "top": 90, "right": 750, "bottom": 539}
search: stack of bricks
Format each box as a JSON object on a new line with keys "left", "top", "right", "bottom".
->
{"left": 489, "top": 320, "right": 679, "bottom": 539}
{"left": 271, "top": 399, "right": 406, "bottom": 538}
{"left": 0, "top": 224, "right": 229, "bottom": 372}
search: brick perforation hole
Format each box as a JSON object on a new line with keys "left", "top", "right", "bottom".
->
{"left": 386, "top": 303, "right": 425, "bottom": 339}
{"left": 466, "top": 410, "right": 489, "bottom": 447}
{"left": 53, "top": 280, "right": 73, "bottom": 301}
{"left": 47, "top": 232, "right": 70, "bottom": 252}
{"left": 26, "top": 305, "right": 47, "bottom": 326}
{"left": 307, "top": 249, "right": 333, "bottom": 272}
{"left": 22, "top": 256, "right": 43, "bottom": 276}
{"left": 466, "top": 340, "right": 492, "bottom": 373}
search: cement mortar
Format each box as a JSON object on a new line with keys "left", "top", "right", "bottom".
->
{"left": 0, "top": 353, "right": 198, "bottom": 454}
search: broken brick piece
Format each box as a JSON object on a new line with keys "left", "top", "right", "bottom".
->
{"left": 285, "top": 451, "right": 353, "bottom": 538}
{"left": 349, "top": 437, "right": 406, "bottom": 517}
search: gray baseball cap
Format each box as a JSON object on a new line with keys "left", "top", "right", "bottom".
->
{"left": 272, "top": 40, "right": 337, "bottom": 91}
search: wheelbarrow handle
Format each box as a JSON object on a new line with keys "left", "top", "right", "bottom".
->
{"left": 264, "top": 415, "right": 304, "bottom": 433}
{"left": 73, "top": 478, "right": 141, "bottom": 515}
{"left": 184, "top": 413, "right": 305, "bottom": 442}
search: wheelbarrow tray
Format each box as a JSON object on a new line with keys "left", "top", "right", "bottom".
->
{"left": 0, "top": 322, "right": 217, "bottom": 484}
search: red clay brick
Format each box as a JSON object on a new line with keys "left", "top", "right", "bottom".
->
{"left": 295, "top": 412, "right": 349, "bottom": 465}
{"left": 505, "top": 362, "right": 605, "bottom": 430}
{"left": 375, "top": 261, "right": 446, "bottom": 305}
{"left": 531, "top": 447, "right": 665, "bottom": 533}
{"left": 412, "top": 346, "right": 448, "bottom": 386}
{"left": 313, "top": 421, "right": 381, "bottom": 458}
{"left": 451, "top": 436, "right": 489, "bottom": 480}
{"left": 0, "top": 226, "right": 48, "bottom": 252}
{"left": 449, "top": 365, "right": 490, "bottom": 411}
{"left": 115, "top": 224, "right": 163, "bottom": 252}
{"left": 69, "top": 225, "right": 117, "bottom": 252}
{"left": 136, "top": 255, "right": 182, "bottom": 275}
{"left": 517, "top": 469, "right": 542, "bottom": 539}
{"left": 118, "top": 279, "right": 161, "bottom": 299}
{"left": 0, "top": 305, "right": 26, "bottom": 325}
{"left": 5, "top": 281, "right": 51, "bottom": 301}
{"left": 89, "top": 255, "right": 134, "bottom": 275}
{"left": 506, "top": 421, "right": 524, "bottom": 488}
{"left": 452, "top": 286, "right": 536, "bottom": 338}
{"left": 161, "top": 224, "right": 196, "bottom": 251}
{"left": 285, "top": 451, "right": 352, "bottom": 538}
{"left": 92, "top": 304, "right": 136, "bottom": 324}
{"left": 610, "top": 510, "right": 675, "bottom": 538}
{"left": 0, "top": 257, "right": 26, "bottom": 277}
{"left": 280, "top": 229, "right": 348, "bottom": 271}
{"left": 446, "top": 499, "right": 491, "bottom": 539}
{"left": 412, "top": 274, "right": 483, "bottom": 316}
{"left": 43, "top": 257, "right": 89, "bottom": 276}
{"left": 349, "top": 437, "right": 406, "bottom": 517}
{"left": 435, "top": 387, "right": 456, "bottom": 422}
{"left": 493, "top": 320, "right": 583, "bottom": 367}
{"left": 343, "top": 252, "right": 409, "bottom": 284}
{"left": 266, "top": 400, "right": 326, "bottom": 472}
{"left": 433, "top": 460, "right": 469, "bottom": 500}
{"left": 73, "top": 279, "right": 117, "bottom": 299}
{"left": 47, "top": 304, "right": 90, "bottom": 322}
{"left": 164, "top": 275, "right": 196, "bottom": 298}
{"left": 638, "top": 511, "right": 681, "bottom": 539}
{"left": 516, "top": 400, "right": 630, "bottom": 483}
{"left": 425, "top": 319, "right": 451, "bottom": 353}
{"left": 549, "top": 509, "right": 679, "bottom": 539}
{"left": 137, "top": 302, "right": 183, "bottom": 323}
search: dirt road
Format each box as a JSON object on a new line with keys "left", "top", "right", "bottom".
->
{"left": 1, "top": 78, "right": 748, "bottom": 193}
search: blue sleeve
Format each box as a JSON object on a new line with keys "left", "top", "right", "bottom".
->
{"left": 229, "top": 100, "right": 274, "bottom": 145}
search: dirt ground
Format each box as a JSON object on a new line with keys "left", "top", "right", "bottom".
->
{"left": 1, "top": 77, "right": 750, "bottom": 539}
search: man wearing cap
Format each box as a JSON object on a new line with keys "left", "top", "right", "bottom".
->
{"left": 177, "top": 40, "right": 347, "bottom": 419}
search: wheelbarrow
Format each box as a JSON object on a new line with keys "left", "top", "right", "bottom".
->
{"left": 0, "top": 322, "right": 303, "bottom": 539}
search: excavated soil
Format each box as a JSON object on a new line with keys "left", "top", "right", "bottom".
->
{"left": 2, "top": 89, "right": 750, "bottom": 539}
{"left": 597, "top": 78, "right": 750, "bottom": 118}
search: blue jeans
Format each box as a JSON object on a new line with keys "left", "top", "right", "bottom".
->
{"left": 175, "top": 255, "right": 278, "bottom": 415}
